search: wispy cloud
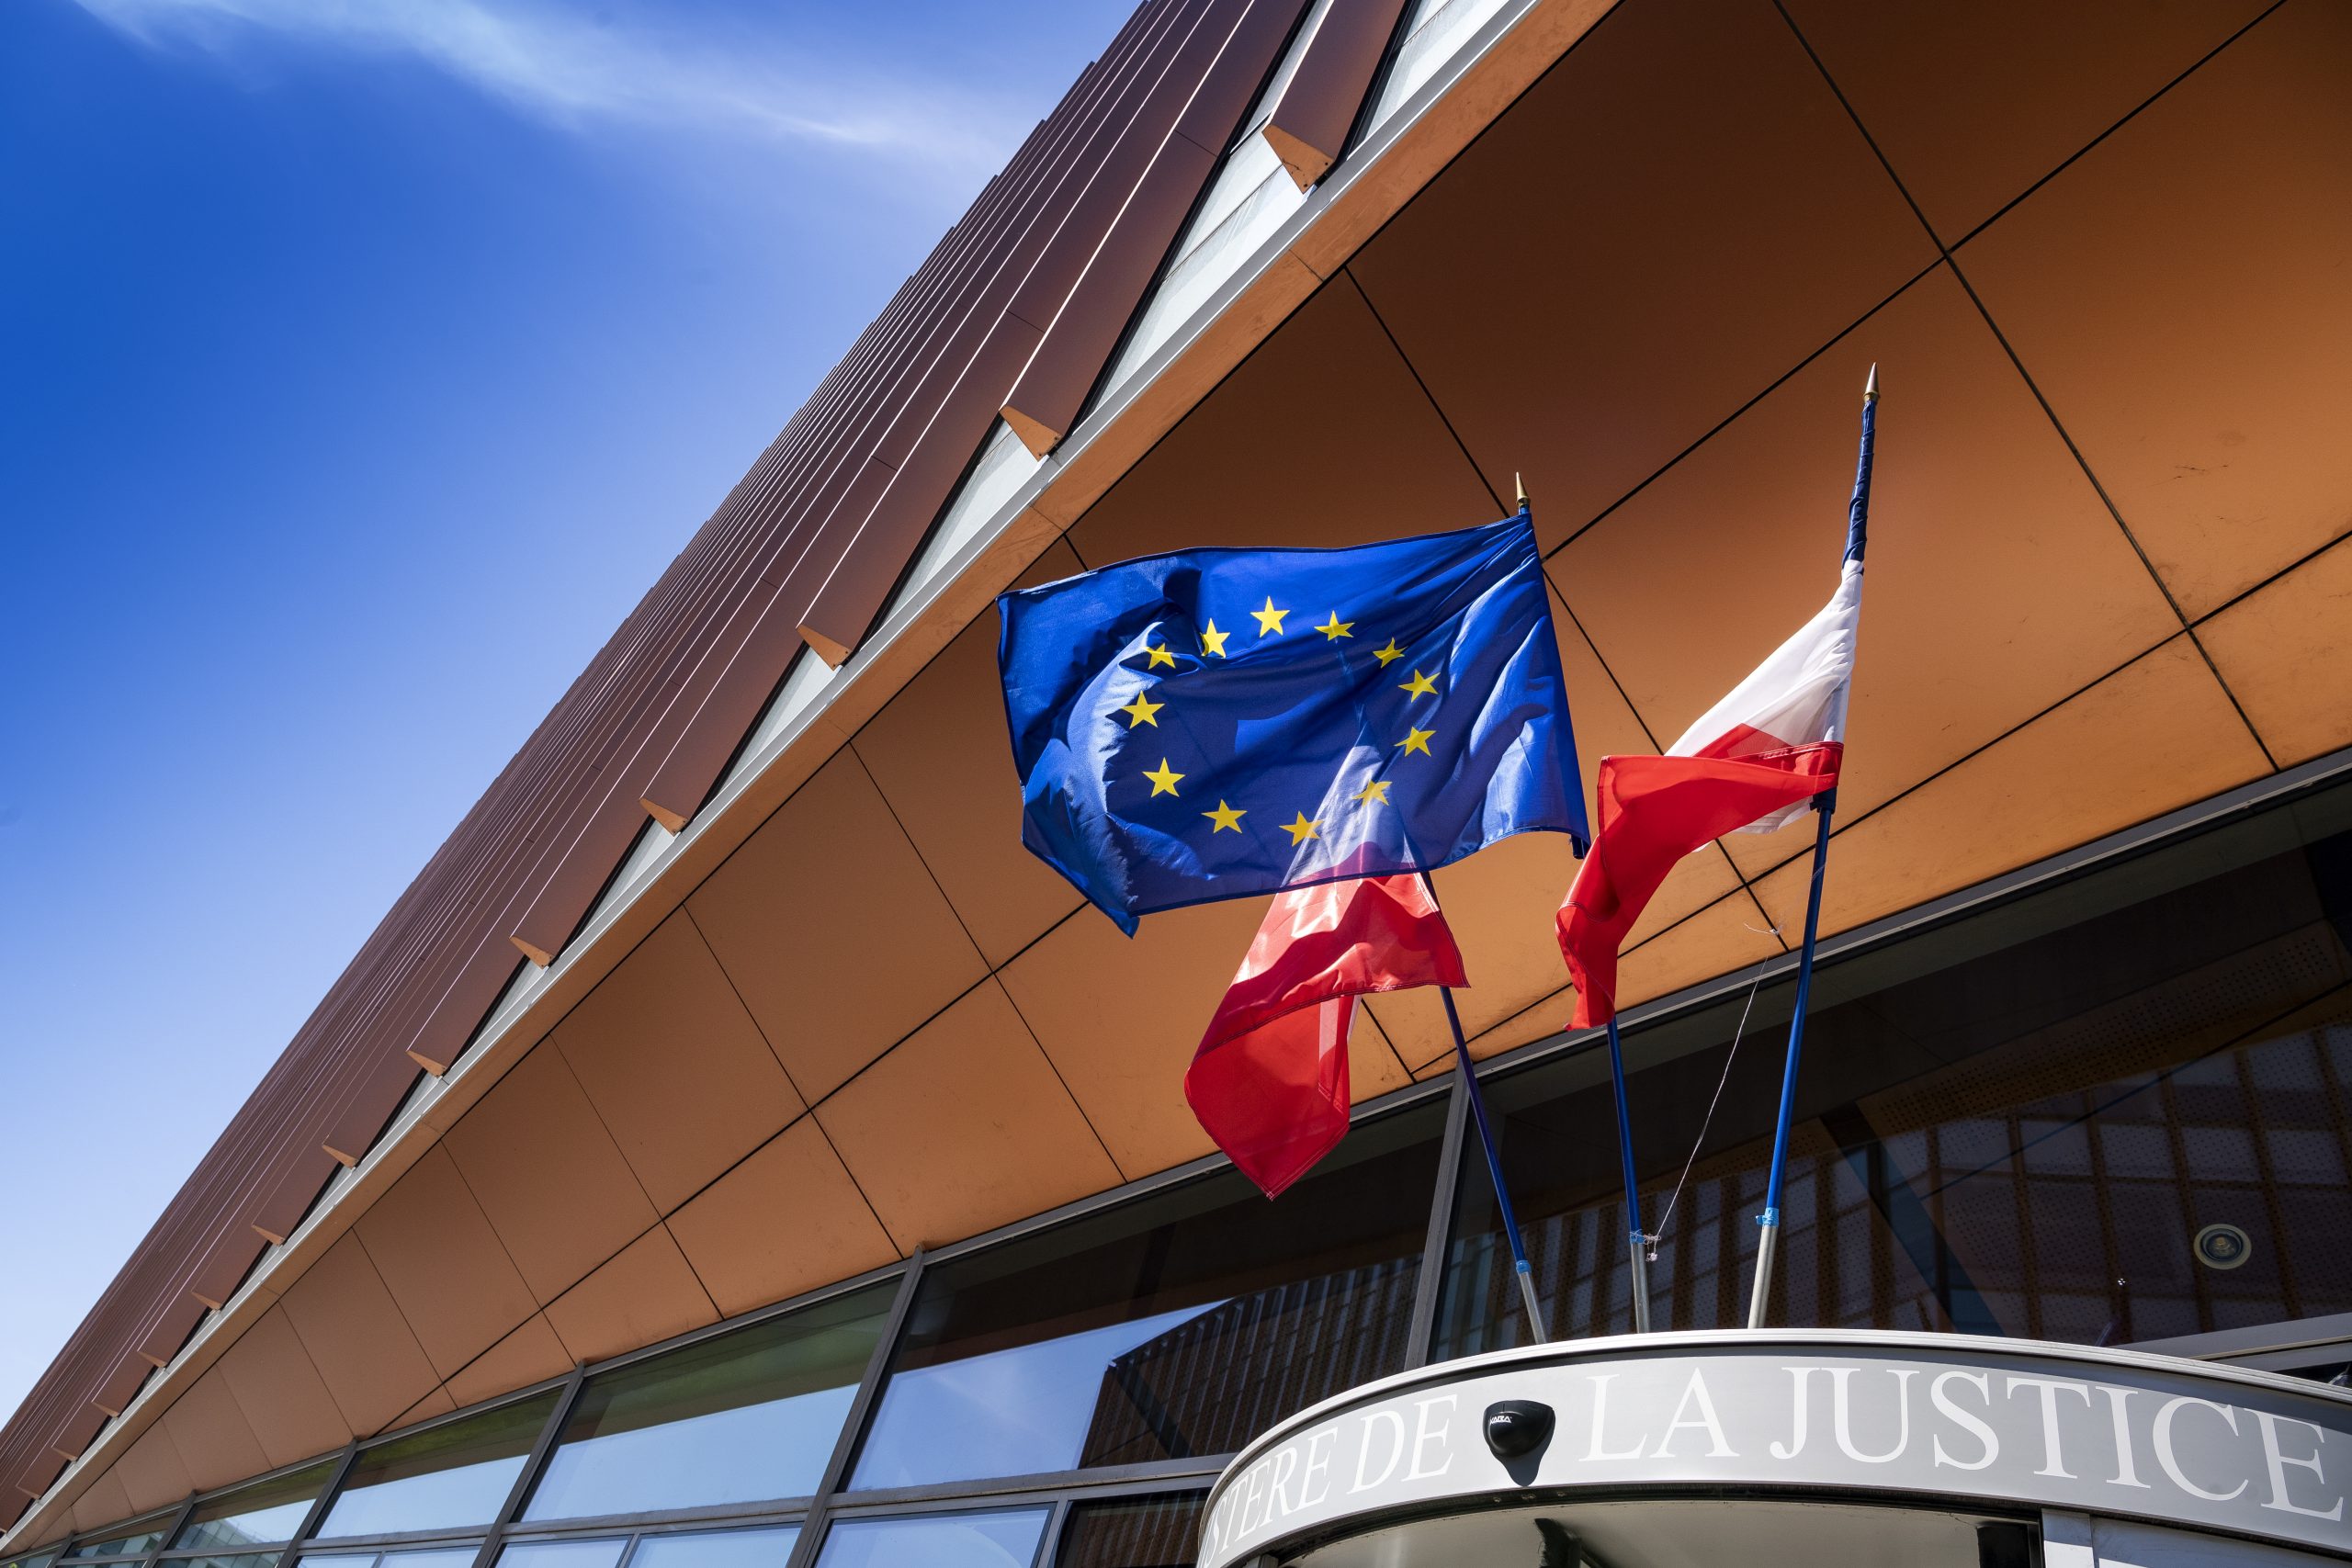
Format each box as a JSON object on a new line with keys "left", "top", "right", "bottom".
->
{"left": 73, "top": 0, "right": 1027, "bottom": 184}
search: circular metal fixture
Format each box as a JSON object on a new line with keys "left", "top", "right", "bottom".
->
{"left": 2194, "top": 1223, "right": 2252, "bottom": 1270}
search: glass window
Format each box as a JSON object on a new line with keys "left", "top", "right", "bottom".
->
{"left": 314, "top": 1394, "right": 558, "bottom": 1541}
{"left": 492, "top": 1542, "right": 622, "bottom": 1568}
{"left": 1432, "top": 772, "right": 2352, "bottom": 1356}
{"left": 67, "top": 1518, "right": 174, "bottom": 1559}
{"left": 289, "top": 1551, "right": 476, "bottom": 1568}
{"left": 850, "top": 1102, "right": 1442, "bottom": 1491}
{"left": 174, "top": 1554, "right": 283, "bottom": 1568}
{"left": 1054, "top": 1494, "right": 1205, "bottom": 1568}
{"left": 627, "top": 1527, "right": 799, "bottom": 1568}
{"left": 814, "top": 1511, "right": 1047, "bottom": 1568}
{"left": 523, "top": 1286, "right": 892, "bottom": 1522}
{"left": 173, "top": 1461, "right": 337, "bottom": 1551}
{"left": 6, "top": 1547, "right": 65, "bottom": 1568}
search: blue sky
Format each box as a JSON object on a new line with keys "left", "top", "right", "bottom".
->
{"left": 0, "top": 0, "right": 1129, "bottom": 1427}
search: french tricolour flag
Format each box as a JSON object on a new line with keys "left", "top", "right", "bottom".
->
{"left": 1557, "top": 557, "right": 1862, "bottom": 1028}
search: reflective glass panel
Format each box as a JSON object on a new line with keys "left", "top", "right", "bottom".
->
{"left": 628, "top": 1527, "right": 799, "bottom": 1568}
{"left": 174, "top": 1461, "right": 337, "bottom": 1551}
{"left": 175, "top": 1554, "right": 283, "bottom": 1568}
{"left": 492, "top": 1541, "right": 623, "bottom": 1568}
{"left": 851, "top": 1104, "right": 1441, "bottom": 1489}
{"left": 315, "top": 1394, "right": 558, "bottom": 1540}
{"left": 1055, "top": 1494, "right": 1205, "bottom": 1568}
{"left": 67, "top": 1518, "right": 173, "bottom": 1558}
{"left": 815, "top": 1510, "right": 1048, "bottom": 1568}
{"left": 378, "top": 1551, "right": 479, "bottom": 1568}
{"left": 6, "top": 1548, "right": 63, "bottom": 1568}
{"left": 1434, "top": 774, "right": 2352, "bottom": 1355}
{"left": 523, "top": 1286, "right": 890, "bottom": 1521}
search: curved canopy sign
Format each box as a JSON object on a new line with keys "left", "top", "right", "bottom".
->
{"left": 1198, "top": 1330, "right": 2352, "bottom": 1565}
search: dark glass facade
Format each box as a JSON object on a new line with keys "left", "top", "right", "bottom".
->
{"left": 1436, "top": 776, "right": 2352, "bottom": 1362}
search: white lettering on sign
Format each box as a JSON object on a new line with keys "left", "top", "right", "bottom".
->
{"left": 1195, "top": 1347, "right": 2352, "bottom": 1568}
{"left": 1351, "top": 1407, "right": 1405, "bottom": 1494}
{"left": 2006, "top": 1376, "right": 2096, "bottom": 1479}
{"left": 2101, "top": 1386, "right": 2148, "bottom": 1490}
{"left": 1407, "top": 1395, "right": 1456, "bottom": 1482}
{"left": 1298, "top": 1424, "right": 1337, "bottom": 1510}
{"left": 1587, "top": 1373, "right": 1647, "bottom": 1460}
{"left": 1651, "top": 1368, "right": 1736, "bottom": 1459}
{"left": 2154, "top": 1396, "right": 2249, "bottom": 1502}
{"left": 1265, "top": 1444, "right": 1299, "bottom": 1519}
{"left": 2252, "top": 1411, "right": 2343, "bottom": 1521}
{"left": 1829, "top": 1367, "right": 1915, "bottom": 1463}
{"left": 1930, "top": 1371, "right": 1998, "bottom": 1472}
{"left": 1771, "top": 1366, "right": 1822, "bottom": 1460}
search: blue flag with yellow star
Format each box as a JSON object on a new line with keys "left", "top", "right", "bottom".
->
{"left": 997, "top": 513, "right": 1588, "bottom": 934}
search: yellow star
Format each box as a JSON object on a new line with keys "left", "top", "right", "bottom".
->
{"left": 1351, "top": 779, "right": 1393, "bottom": 807}
{"left": 1200, "top": 621, "right": 1230, "bottom": 658}
{"left": 1372, "top": 638, "right": 1406, "bottom": 667}
{"left": 1398, "top": 669, "right": 1439, "bottom": 699}
{"left": 1315, "top": 612, "right": 1353, "bottom": 641}
{"left": 1251, "top": 597, "right": 1289, "bottom": 637}
{"left": 1144, "top": 641, "right": 1178, "bottom": 670}
{"left": 1116, "top": 692, "right": 1163, "bottom": 728}
{"left": 1203, "top": 800, "right": 1246, "bottom": 833}
{"left": 1396, "top": 726, "right": 1434, "bottom": 757}
{"left": 1143, "top": 759, "right": 1185, "bottom": 796}
{"left": 1280, "top": 811, "right": 1321, "bottom": 845}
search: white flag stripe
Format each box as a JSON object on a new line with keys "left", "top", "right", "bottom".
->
{"left": 1666, "top": 559, "right": 1863, "bottom": 833}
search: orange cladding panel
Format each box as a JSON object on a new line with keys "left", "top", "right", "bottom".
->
{"left": 666, "top": 1117, "right": 899, "bottom": 1319}
{"left": 553, "top": 912, "right": 806, "bottom": 1213}
{"left": 687, "top": 750, "right": 989, "bottom": 1102}
{"left": 1781, "top": 0, "right": 2272, "bottom": 241}
{"left": 1957, "top": 2, "right": 2352, "bottom": 618}
{"left": 1348, "top": 0, "right": 1934, "bottom": 549}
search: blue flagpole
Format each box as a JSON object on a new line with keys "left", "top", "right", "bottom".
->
{"left": 1604, "top": 1021, "right": 1652, "bottom": 1333}
{"left": 1745, "top": 365, "right": 1877, "bottom": 1331}
{"left": 1442, "top": 987, "right": 1548, "bottom": 1342}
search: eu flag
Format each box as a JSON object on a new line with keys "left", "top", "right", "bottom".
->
{"left": 998, "top": 513, "right": 1588, "bottom": 933}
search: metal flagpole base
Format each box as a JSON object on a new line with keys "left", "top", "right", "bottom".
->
{"left": 1628, "top": 1233, "right": 1653, "bottom": 1334}
{"left": 1747, "top": 1214, "right": 1780, "bottom": 1328}
{"left": 1514, "top": 1259, "right": 1549, "bottom": 1343}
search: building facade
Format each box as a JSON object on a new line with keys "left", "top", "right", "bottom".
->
{"left": 7, "top": 0, "right": 2352, "bottom": 1565}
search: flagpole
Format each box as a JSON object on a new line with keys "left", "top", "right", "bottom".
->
{"left": 1604, "top": 1021, "right": 1653, "bottom": 1332}
{"left": 1441, "top": 986, "right": 1548, "bottom": 1342}
{"left": 1421, "top": 478, "right": 1549, "bottom": 1345}
{"left": 1744, "top": 365, "right": 1876, "bottom": 1331}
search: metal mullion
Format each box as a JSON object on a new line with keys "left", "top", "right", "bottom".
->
{"left": 781, "top": 1252, "right": 924, "bottom": 1568}
{"left": 465, "top": 1365, "right": 587, "bottom": 1568}
{"left": 1404, "top": 1072, "right": 1470, "bottom": 1369}
{"left": 281, "top": 1439, "right": 361, "bottom": 1565}
{"left": 492, "top": 1499, "right": 815, "bottom": 1541}
{"left": 287, "top": 1527, "right": 489, "bottom": 1554}
{"left": 817, "top": 1457, "right": 1225, "bottom": 1516}
{"left": 1033, "top": 1501, "right": 1070, "bottom": 1568}
{"left": 136, "top": 1499, "right": 197, "bottom": 1568}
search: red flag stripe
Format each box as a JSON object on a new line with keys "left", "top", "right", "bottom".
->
{"left": 1557, "top": 743, "right": 1839, "bottom": 1029}
{"left": 1186, "top": 874, "right": 1465, "bottom": 1197}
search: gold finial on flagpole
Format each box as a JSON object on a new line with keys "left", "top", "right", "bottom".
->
{"left": 1864, "top": 363, "right": 1880, "bottom": 403}
{"left": 1514, "top": 471, "right": 1529, "bottom": 509}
